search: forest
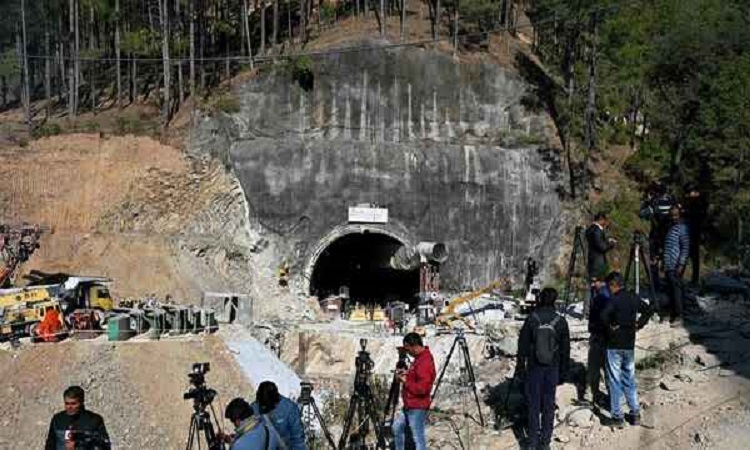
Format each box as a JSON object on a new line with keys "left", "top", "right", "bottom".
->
{"left": 0, "top": 0, "right": 748, "bottom": 263}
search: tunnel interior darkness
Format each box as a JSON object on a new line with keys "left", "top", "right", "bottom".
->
{"left": 310, "top": 232, "right": 419, "bottom": 305}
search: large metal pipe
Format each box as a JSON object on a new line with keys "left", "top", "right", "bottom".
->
{"left": 390, "top": 242, "right": 448, "bottom": 270}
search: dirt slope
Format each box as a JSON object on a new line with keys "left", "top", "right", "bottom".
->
{"left": 0, "top": 336, "right": 251, "bottom": 450}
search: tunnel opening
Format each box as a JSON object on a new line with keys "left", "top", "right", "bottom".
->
{"left": 309, "top": 232, "right": 419, "bottom": 307}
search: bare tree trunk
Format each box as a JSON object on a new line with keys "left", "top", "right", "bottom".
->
{"left": 89, "top": 4, "right": 96, "bottom": 112}
{"left": 260, "top": 1, "right": 267, "bottom": 55}
{"left": 44, "top": 21, "right": 52, "bottom": 116}
{"left": 400, "top": 0, "right": 406, "bottom": 41}
{"left": 242, "top": 0, "right": 254, "bottom": 68}
{"left": 68, "top": 0, "right": 75, "bottom": 116}
{"left": 130, "top": 56, "right": 137, "bottom": 103}
{"left": 584, "top": 13, "right": 598, "bottom": 154}
{"left": 190, "top": 0, "right": 196, "bottom": 98}
{"left": 19, "top": 0, "right": 31, "bottom": 129}
{"left": 435, "top": 0, "right": 441, "bottom": 40}
{"left": 74, "top": 0, "right": 80, "bottom": 115}
{"left": 199, "top": 0, "right": 206, "bottom": 91}
{"left": 287, "top": 0, "right": 292, "bottom": 46}
{"left": 175, "top": 0, "right": 184, "bottom": 104}
{"left": 159, "top": 0, "right": 171, "bottom": 126}
{"left": 380, "top": 0, "right": 385, "bottom": 35}
{"left": 272, "top": 0, "right": 278, "bottom": 51}
{"left": 300, "top": 0, "right": 307, "bottom": 44}
{"left": 115, "top": 0, "right": 122, "bottom": 107}
{"left": 452, "top": 0, "right": 459, "bottom": 55}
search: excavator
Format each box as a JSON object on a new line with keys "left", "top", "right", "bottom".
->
{"left": 436, "top": 278, "right": 510, "bottom": 328}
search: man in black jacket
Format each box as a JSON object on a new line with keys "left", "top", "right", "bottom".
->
{"left": 46, "top": 386, "right": 110, "bottom": 450}
{"left": 600, "top": 272, "right": 653, "bottom": 428}
{"left": 517, "top": 288, "right": 570, "bottom": 450}
{"left": 586, "top": 212, "right": 616, "bottom": 282}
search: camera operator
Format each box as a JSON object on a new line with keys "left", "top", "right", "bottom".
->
{"left": 639, "top": 181, "right": 677, "bottom": 286}
{"left": 223, "top": 398, "right": 280, "bottom": 450}
{"left": 45, "top": 386, "right": 110, "bottom": 450}
{"left": 251, "top": 381, "right": 307, "bottom": 450}
{"left": 392, "top": 332, "right": 436, "bottom": 450}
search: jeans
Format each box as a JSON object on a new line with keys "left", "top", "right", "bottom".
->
{"left": 524, "top": 366, "right": 559, "bottom": 447}
{"left": 586, "top": 334, "right": 607, "bottom": 398}
{"left": 393, "top": 409, "right": 427, "bottom": 450}
{"left": 606, "top": 349, "right": 639, "bottom": 420}
{"left": 665, "top": 270, "right": 684, "bottom": 320}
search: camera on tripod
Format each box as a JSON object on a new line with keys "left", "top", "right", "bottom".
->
{"left": 299, "top": 381, "right": 314, "bottom": 404}
{"left": 184, "top": 362, "right": 217, "bottom": 404}
{"left": 396, "top": 346, "right": 409, "bottom": 371}
{"left": 355, "top": 339, "right": 375, "bottom": 386}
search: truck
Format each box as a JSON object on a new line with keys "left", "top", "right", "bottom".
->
{"left": 0, "top": 286, "right": 65, "bottom": 340}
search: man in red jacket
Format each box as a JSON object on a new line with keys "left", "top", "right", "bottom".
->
{"left": 392, "top": 332, "right": 436, "bottom": 450}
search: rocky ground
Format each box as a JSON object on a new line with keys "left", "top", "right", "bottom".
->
{"left": 0, "top": 335, "right": 251, "bottom": 450}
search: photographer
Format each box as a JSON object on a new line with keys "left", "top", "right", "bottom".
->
{"left": 392, "top": 332, "right": 436, "bottom": 450}
{"left": 251, "top": 381, "right": 307, "bottom": 450}
{"left": 45, "top": 386, "right": 110, "bottom": 450}
{"left": 224, "top": 398, "right": 280, "bottom": 450}
{"left": 639, "top": 181, "right": 676, "bottom": 286}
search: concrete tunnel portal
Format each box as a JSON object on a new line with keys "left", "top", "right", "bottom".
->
{"left": 308, "top": 231, "right": 420, "bottom": 306}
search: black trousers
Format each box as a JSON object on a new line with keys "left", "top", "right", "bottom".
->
{"left": 690, "top": 234, "right": 700, "bottom": 283}
{"left": 666, "top": 270, "right": 684, "bottom": 320}
{"left": 586, "top": 334, "right": 607, "bottom": 398}
{"left": 525, "top": 366, "right": 559, "bottom": 447}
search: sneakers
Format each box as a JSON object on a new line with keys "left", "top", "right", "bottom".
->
{"left": 670, "top": 318, "right": 683, "bottom": 328}
{"left": 627, "top": 412, "right": 641, "bottom": 426}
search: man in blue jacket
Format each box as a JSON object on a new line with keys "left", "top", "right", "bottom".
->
{"left": 224, "top": 398, "right": 279, "bottom": 450}
{"left": 251, "top": 381, "right": 307, "bottom": 450}
{"left": 663, "top": 206, "right": 690, "bottom": 327}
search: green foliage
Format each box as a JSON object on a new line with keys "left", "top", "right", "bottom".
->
{"left": 121, "top": 29, "right": 160, "bottom": 56}
{"left": 320, "top": 1, "right": 337, "bottom": 22}
{"left": 636, "top": 343, "right": 682, "bottom": 371}
{"left": 0, "top": 49, "right": 19, "bottom": 78}
{"left": 115, "top": 115, "right": 159, "bottom": 136}
{"left": 211, "top": 94, "right": 241, "bottom": 114}
{"left": 530, "top": 0, "right": 750, "bottom": 260}
{"left": 459, "top": 0, "right": 498, "bottom": 32}
{"left": 290, "top": 56, "right": 315, "bottom": 91}
{"left": 32, "top": 123, "right": 62, "bottom": 138}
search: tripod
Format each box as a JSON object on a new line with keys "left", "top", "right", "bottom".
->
{"left": 562, "top": 226, "right": 587, "bottom": 317}
{"left": 624, "top": 230, "right": 658, "bottom": 302}
{"left": 298, "top": 382, "right": 337, "bottom": 449}
{"left": 185, "top": 403, "right": 224, "bottom": 450}
{"left": 431, "top": 330, "right": 485, "bottom": 427}
{"left": 338, "top": 339, "right": 387, "bottom": 450}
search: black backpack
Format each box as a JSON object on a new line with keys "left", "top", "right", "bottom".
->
{"left": 532, "top": 312, "right": 561, "bottom": 366}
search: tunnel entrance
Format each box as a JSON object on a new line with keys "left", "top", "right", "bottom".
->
{"left": 309, "top": 232, "right": 419, "bottom": 306}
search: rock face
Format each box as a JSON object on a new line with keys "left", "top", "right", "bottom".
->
{"left": 190, "top": 44, "right": 563, "bottom": 292}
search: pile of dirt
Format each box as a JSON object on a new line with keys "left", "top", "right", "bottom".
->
{"left": 0, "top": 133, "right": 259, "bottom": 303}
{"left": 0, "top": 336, "right": 251, "bottom": 450}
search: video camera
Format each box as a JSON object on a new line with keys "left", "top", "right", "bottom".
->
{"left": 396, "top": 346, "right": 409, "bottom": 371}
{"left": 299, "top": 381, "right": 314, "bottom": 404}
{"left": 66, "top": 429, "right": 110, "bottom": 450}
{"left": 183, "top": 362, "right": 217, "bottom": 405}
{"left": 354, "top": 339, "right": 375, "bottom": 388}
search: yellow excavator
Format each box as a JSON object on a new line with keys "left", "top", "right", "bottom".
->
{"left": 436, "top": 279, "right": 509, "bottom": 328}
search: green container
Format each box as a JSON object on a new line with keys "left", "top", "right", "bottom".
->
{"left": 108, "top": 315, "right": 134, "bottom": 341}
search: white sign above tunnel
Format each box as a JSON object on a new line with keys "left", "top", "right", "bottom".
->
{"left": 348, "top": 206, "right": 389, "bottom": 224}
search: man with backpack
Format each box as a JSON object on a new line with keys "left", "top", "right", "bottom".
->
{"left": 517, "top": 288, "right": 571, "bottom": 450}
{"left": 600, "top": 272, "right": 653, "bottom": 428}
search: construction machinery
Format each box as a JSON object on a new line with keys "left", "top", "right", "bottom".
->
{"left": 0, "top": 223, "right": 43, "bottom": 288}
{"left": 436, "top": 279, "right": 509, "bottom": 328}
{"left": 0, "top": 288, "right": 65, "bottom": 341}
